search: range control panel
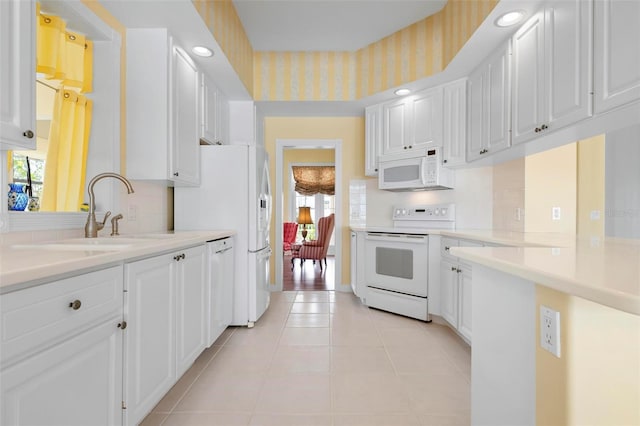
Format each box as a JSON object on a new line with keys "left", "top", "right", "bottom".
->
{"left": 392, "top": 203, "right": 456, "bottom": 224}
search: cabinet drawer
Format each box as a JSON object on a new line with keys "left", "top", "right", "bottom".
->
{"left": 1, "top": 266, "right": 123, "bottom": 367}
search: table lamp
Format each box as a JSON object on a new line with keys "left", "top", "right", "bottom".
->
{"left": 297, "top": 206, "right": 313, "bottom": 241}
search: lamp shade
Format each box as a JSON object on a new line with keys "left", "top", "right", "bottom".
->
{"left": 297, "top": 206, "right": 313, "bottom": 225}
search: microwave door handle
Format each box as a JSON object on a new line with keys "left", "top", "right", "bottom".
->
{"left": 420, "top": 157, "right": 428, "bottom": 186}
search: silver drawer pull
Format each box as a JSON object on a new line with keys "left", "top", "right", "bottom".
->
{"left": 69, "top": 300, "right": 82, "bottom": 310}
{"left": 444, "top": 246, "right": 450, "bottom": 251}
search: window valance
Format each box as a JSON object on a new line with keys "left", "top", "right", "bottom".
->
{"left": 292, "top": 166, "right": 335, "bottom": 196}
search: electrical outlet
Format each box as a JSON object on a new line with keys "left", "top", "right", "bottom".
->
{"left": 540, "top": 305, "right": 561, "bottom": 357}
{"left": 590, "top": 210, "right": 601, "bottom": 220}
{"left": 128, "top": 205, "right": 137, "bottom": 221}
{"left": 552, "top": 207, "right": 561, "bottom": 221}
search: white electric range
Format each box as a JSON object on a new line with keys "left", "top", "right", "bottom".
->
{"left": 364, "top": 204, "right": 455, "bottom": 321}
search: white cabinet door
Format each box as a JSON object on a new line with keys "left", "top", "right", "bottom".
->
{"left": 545, "top": 0, "right": 592, "bottom": 131}
{"left": 458, "top": 265, "right": 473, "bottom": 342}
{"left": 512, "top": 11, "right": 545, "bottom": 145}
{"left": 382, "top": 98, "right": 409, "bottom": 155}
{"left": 439, "top": 259, "right": 458, "bottom": 328}
{"left": 1, "top": 320, "right": 123, "bottom": 426}
{"left": 0, "top": 0, "right": 36, "bottom": 150}
{"left": 171, "top": 46, "right": 200, "bottom": 186}
{"left": 175, "top": 245, "right": 207, "bottom": 377}
{"left": 486, "top": 43, "right": 511, "bottom": 155}
{"left": 513, "top": 1, "right": 593, "bottom": 144}
{"left": 442, "top": 79, "right": 467, "bottom": 167}
{"left": 201, "top": 73, "right": 230, "bottom": 146}
{"left": 350, "top": 232, "right": 357, "bottom": 295}
{"left": 125, "top": 254, "right": 176, "bottom": 426}
{"left": 467, "top": 42, "right": 511, "bottom": 161}
{"left": 365, "top": 104, "right": 382, "bottom": 176}
{"left": 411, "top": 86, "right": 443, "bottom": 149}
{"left": 594, "top": 0, "right": 640, "bottom": 114}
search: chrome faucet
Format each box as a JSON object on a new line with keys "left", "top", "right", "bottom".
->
{"left": 84, "top": 173, "right": 134, "bottom": 238}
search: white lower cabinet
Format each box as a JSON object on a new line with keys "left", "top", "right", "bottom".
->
{"left": 350, "top": 231, "right": 366, "bottom": 301}
{"left": 207, "top": 238, "right": 234, "bottom": 346}
{"left": 0, "top": 266, "right": 124, "bottom": 426}
{"left": 440, "top": 237, "right": 480, "bottom": 343}
{"left": 124, "top": 244, "right": 206, "bottom": 426}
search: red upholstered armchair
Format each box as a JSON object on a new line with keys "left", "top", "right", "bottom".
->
{"left": 283, "top": 222, "right": 298, "bottom": 253}
{"left": 298, "top": 214, "right": 335, "bottom": 270}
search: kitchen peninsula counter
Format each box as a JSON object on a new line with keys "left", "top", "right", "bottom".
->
{"left": 451, "top": 236, "right": 640, "bottom": 316}
{"left": 0, "top": 230, "right": 235, "bottom": 293}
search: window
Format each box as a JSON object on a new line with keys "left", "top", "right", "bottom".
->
{"left": 11, "top": 155, "right": 45, "bottom": 199}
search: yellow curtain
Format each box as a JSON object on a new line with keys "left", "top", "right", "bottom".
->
{"left": 40, "top": 90, "right": 92, "bottom": 212}
{"left": 37, "top": 11, "right": 93, "bottom": 90}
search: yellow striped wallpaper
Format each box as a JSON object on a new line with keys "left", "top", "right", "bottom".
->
{"left": 192, "top": 0, "right": 499, "bottom": 102}
{"left": 192, "top": 0, "right": 254, "bottom": 96}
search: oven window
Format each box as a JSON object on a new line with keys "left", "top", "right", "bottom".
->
{"left": 385, "top": 165, "right": 420, "bottom": 182}
{"left": 375, "top": 247, "right": 413, "bottom": 279}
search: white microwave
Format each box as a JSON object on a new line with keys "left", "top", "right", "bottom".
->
{"left": 378, "top": 148, "right": 454, "bottom": 191}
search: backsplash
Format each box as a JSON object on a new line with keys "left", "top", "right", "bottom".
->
{"left": 493, "top": 158, "right": 525, "bottom": 232}
{"left": 117, "top": 180, "right": 173, "bottom": 235}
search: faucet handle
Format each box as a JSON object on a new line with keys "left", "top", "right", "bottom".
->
{"left": 98, "top": 211, "right": 112, "bottom": 231}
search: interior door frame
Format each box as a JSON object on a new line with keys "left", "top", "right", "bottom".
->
{"left": 274, "top": 139, "right": 343, "bottom": 292}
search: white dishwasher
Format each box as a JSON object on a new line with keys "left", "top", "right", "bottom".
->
{"left": 206, "top": 237, "right": 234, "bottom": 346}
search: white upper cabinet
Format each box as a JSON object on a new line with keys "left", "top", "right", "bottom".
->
{"left": 467, "top": 41, "right": 511, "bottom": 161}
{"left": 365, "top": 104, "right": 382, "bottom": 176}
{"left": 512, "top": 0, "right": 593, "bottom": 144}
{"left": 201, "top": 73, "right": 230, "bottom": 146}
{"left": 594, "top": 0, "right": 640, "bottom": 114}
{"left": 382, "top": 87, "right": 443, "bottom": 157}
{"left": 442, "top": 79, "right": 467, "bottom": 167}
{"left": 126, "top": 28, "right": 200, "bottom": 186}
{"left": 171, "top": 47, "right": 200, "bottom": 185}
{"left": 411, "top": 87, "right": 443, "bottom": 149}
{"left": 0, "top": 0, "right": 36, "bottom": 150}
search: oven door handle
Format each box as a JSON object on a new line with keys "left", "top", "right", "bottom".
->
{"left": 365, "top": 233, "right": 427, "bottom": 244}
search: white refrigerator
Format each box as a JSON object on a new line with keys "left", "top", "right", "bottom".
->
{"left": 174, "top": 144, "right": 272, "bottom": 326}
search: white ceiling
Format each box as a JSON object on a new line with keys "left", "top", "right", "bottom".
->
{"left": 232, "top": 0, "right": 447, "bottom": 51}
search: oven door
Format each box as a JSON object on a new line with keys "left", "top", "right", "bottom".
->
{"left": 364, "top": 232, "right": 428, "bottom": 297}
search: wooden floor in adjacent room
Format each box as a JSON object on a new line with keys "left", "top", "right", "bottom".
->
{"left": 283, "top": 254, "right": 335, "bottom": 291}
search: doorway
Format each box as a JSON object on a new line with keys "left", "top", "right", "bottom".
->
{"left": 274, "top": 139, "right": 342, "bottom": 292}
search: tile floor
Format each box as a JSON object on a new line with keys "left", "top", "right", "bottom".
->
{"left": 141, "top": 291, "right": 471, "bottom": 426}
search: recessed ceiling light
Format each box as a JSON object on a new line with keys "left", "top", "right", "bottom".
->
{"left": 192, "top": 46, "right": 214, "bottom": 57}
{"left": 495, "top": 10, "right": 525, "bottom": 27}
{"left": 394, "top": 88, "right": 411, "bottom": 96}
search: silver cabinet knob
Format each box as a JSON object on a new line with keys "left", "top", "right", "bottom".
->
{"left": 69, "top": 300, "right": 82, "bottom": 310}
{"left": 23, "top": 130, "right": 34, "bottom": 139}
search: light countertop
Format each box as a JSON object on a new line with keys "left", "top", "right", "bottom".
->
{"left": 452, "top": 238, "right": 640, "bottom": 316}
{"left": 0, "top": 230, "right": 235, "bottom": 294}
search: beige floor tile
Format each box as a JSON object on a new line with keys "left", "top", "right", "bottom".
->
{"left": 198, "top": 345, "right": 273, "bottom": 378}
{"left": 249, "top": 414, "right": 333, "bottom": 426}
{"left": 417, "top": 413, "right": 470, "bottom": 426}
{"left": 291, "top": 302, "right": 331, "bottom": 314}
{"left": 225, "top": 325, "right": 283, "bottom": 349}
{"left": 334, "top": 414, "right": 421, "bottom": 425}
{"left": 295, "top": 292, "right": 331, "bottom": 303}
{"left": 279, "top": 327, "right": 331, "bottom": 345}
{"left": 331, "top": 325, "right": 383, "bottom": 347}
{"left": 385, "top": 346, "right": 461, "bottom": 375}
{"left": 378, "top": 327, "right": 441, "bottom": 349}
{"left": 332, "top": 373, "right": 411, "bottom": 414}
{"left": 331, "top": 346, "right": 395, "bottom": 374}
{"left": 399, "top": 373, "right": 471, "bottom": 416}
{"left": 162, "top": 412, "right": 251, "bottom": 426}
{"left": 254, "top": 374, "right": 331, "bottom": 414}
{"left": 286, "top": 313, "right": 331, "bottom": 327}
{"left": 269, "top": 345, "right": 331, "bottom": 374}
{"left": 368, "top": 309, "right": 424, "bottom": 329}
{"left": 139, "top": 412, "right": 168, "bottom": 426}
{"left": 174, "top": 373, "right": 265, "bottom": 412}
{"left": 211, "top": 327, "right": 236, "bottom": 346}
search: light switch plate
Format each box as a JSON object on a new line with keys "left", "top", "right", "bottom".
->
{"left": 552, "top": 207, "right": 561, "bottom": 221}
{"left": 540, "top": 305, "right": 561, "bottom": 357}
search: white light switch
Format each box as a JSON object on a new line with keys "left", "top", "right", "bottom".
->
{"left": 590, "top": 210, "right": 601, "bottom": 220}
{"left": 552, "top": 207, "right": 561, "bottom": 221}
